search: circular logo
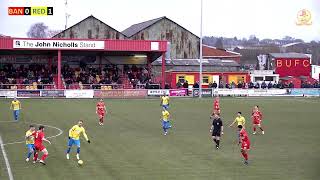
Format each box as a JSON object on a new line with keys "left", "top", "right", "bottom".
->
{"left": 296, "top": 9, "right": 312, "bottom": 26}
{"left": 194, "top": 90, "right": 199, "bottom": 96}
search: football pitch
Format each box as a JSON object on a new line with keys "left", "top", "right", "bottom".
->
{"left": 0, "top": 97, "right": 319, "bottom": 180}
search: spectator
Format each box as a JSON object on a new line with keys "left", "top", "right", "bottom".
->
{"left": 267, "top": 82, "right": 273, "bottom": 89}
{"left": 254, "top": 82, "right": 260, "bottom": 89}
{"left": 261, "top": 81, "right": 267, "bottom": 89}
{"left": 212, "top": 81, "right": 217, "bottom": 89}
{"left": 231, "top": 81, "right": 236, "bottom": 89}
{"left": 218, "top": 82, "right": 224, "bottom": 88}
{"left": 193, "top": 81, "right": 199, "bottom": 89}
{"left": 248, "top": 82, "right": 254, "bottom": 89}
{"left": 183, "top": 80, "right": 189, "bottom": 96}
{"left": 288, "top": 81, "right": 294, "bottom": 88}
{"left": 225, "top": 83, "right": 230, "bottom": 89}
{"left": 237, "top": 81, "right": 243, "bottom": 88}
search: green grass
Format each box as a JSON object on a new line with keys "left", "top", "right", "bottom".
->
{"left": 0, "top": 98, "right": 320, "bottom": 180}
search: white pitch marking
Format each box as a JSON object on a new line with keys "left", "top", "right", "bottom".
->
{"left": 0, "top": 123, "right": 63, "bottom": 146}
{"left": 0, "top": 135, "right": 14, "bottom": 180}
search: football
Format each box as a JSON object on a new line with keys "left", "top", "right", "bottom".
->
{"left": 78, "top": 160, "right": 83, "bottom": 166}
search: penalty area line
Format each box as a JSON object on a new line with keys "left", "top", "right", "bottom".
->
{"left": 1, "top": 123, "right": 63, "bottom": 146}
{"left": 0, "top": 135, "right": 14, "bottom": 180}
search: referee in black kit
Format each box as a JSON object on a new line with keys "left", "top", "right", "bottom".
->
{"left": 210, "top": 113, "right": 224, "bottom": 149}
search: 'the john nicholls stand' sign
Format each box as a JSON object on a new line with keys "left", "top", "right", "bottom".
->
{"left": 13, "top": 39, "right": 105, "bottom": 50}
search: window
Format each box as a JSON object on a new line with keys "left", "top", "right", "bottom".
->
{"left": 178, "top": 76, "right": 185, "bottom": 83}
{"left": 254, "top": 77, "right": 263, "bottom": 81}
{"left": 88, "top": 30, "right": 92, "bottom": 39}
{"left": 203, "top": 76, "right": 209, "bottom": 84}
{"left": 265, "top": 76, "right": 274, "bottom": 81}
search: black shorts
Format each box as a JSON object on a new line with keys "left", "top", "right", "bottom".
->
{"left": 212, "top": 131, "right": 221, "bottom": 137}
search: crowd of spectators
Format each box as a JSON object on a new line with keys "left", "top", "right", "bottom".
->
{"left": 175, "top": 80, "right": 320, "bottom": 89}
{"left": 0, "top": 64, "right": 53, "bottom": 89}
{"left": 63, "top": 64, "right": 154, "bottom": 89}
{"left": 124, "top": 65, "right": 151, "bottom": 88}
{"left": 207, "top": 80, "right": 320, "bottom": 89}
{"left": 63, "top": 64, "right": 121, "bottom": 89}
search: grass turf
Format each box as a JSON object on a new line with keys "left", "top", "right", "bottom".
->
{"left": 0, "top": 98, "right": 319, "bottom": 180}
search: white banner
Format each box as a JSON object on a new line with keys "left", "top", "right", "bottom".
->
{"left": 248, "top": 89, "right": 287, "bottom": 96}
{"left": 148, "top": 89, "right": 169, "bottom": 96}
{"left": 13, "top": 39, "right": 105, "bottom": 50}
{"left": 0, "top": 90, "right": 17, "bottom": 98}
{"left": 65, "top": 90, "right": 94, "bottom": 98}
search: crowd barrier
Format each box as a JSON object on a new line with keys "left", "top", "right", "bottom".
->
{"left": 0, "top": 88, "right": 319, "bottom": 98}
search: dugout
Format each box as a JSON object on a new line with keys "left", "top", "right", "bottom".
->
{"left": 0, "top": 37, "right": 167, "bottom": 89}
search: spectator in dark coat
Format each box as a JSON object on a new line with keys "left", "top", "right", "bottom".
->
{"left": 288, "top": 81, "right": 294, "bottom": 88}
{"left": 212, "top": 81, "right": 218, "bottom": 88}
{"left": 218, "top": 82, "right": 224, "bottom": 88}
{"left": 183, "top": 80, "right": 189, "bottom": 95}
{"left": 193, "top": 81, "right": 199, "bottom": 89}
{"left": 268, "top": 82, "right": 273, "bottom": 89}
{"left": 261, "top": 81, "right": 267, "bottom": 89}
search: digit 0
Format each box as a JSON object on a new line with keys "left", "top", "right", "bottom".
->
{"left": 24, "top": 7, "right": 31, "bottom": 15}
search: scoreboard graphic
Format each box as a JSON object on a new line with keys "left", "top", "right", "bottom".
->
{"left": 8, "top": 7, "right": 53, "bottom": 16}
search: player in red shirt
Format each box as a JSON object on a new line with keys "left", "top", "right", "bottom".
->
{"left": 211, "top": 97, "right": 220, "bottom": 117}
{"left": 239, "top": 125, "right": 250, "bottom": 165}
{"left": 32, "top": 125, "right": 51, "bottom": 165}
{"left": 252, "top": 105, "right": 265, "bottom": 135}
{"left": 96, "top": 99, "right": 107, "bottom": 126}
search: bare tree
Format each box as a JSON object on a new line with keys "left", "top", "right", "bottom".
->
{"left": 47, "top": 30, "right": 62, "bottom": 38}
{"left": 215, "top": 37, "right": 224, "bottom": 49}
{"left": 27, "top": 23, "right": 48, "bottom": 38}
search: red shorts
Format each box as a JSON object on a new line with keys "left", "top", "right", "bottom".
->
{"left": 241, "top": 141, "right": 250, "bottom": 150}
{"left": 35, "top": 144, "right": 46, "bottom": 151}
{"left": 253, "top": 119, "right": 261, "bottom": 125}
{"left": 98, "top": 111, "right": 105, "bottom": 117}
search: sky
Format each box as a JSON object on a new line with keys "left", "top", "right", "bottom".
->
{"left": 0, "top": 0, "right": 319, "bottom": 42}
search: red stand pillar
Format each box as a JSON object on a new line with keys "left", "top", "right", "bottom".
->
{"left": 161, "top": 53, "right": 166, "bottom": 89}
{"left": 147, "top": 54, "right": 151, "bottom": 79}
{"left": 57, "top": 50, "right": 62, "bottom": 89}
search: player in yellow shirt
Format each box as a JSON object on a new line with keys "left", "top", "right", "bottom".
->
{"left": 229, "top": 112, "right": 246, "bottom": 144}
{"left": 25, "top": 125, "right": 36, "bottom": 162}
{"left": 10, "top": 97, "right": 21, "bottom": 121}
{"left": 66, "top": 120, "right": 90, "bottom": 160}
{"left": 160, "top": 92, "right": 170, "bottom": 110}
{"left": 161, "top": 109, "right": 172, "bottom": 135}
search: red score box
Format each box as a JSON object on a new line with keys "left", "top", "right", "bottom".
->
{"left": 8, "top": 7, "right": 25, "bottom": 15}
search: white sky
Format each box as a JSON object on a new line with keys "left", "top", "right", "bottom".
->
{"left": 0, "top": 0, "right": 319, "bottom": 41}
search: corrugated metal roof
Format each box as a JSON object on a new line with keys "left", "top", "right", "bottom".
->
{"left": 53, "top": 15, "right": 125, "bottom": 38}
{"left": 269, "top": 52, "right": 309, "bottom": 58}
{"left": 122, "top": 17, "right": 165, "bottom": 37}
{"left": 152, "top": 59, "right": 240, "bottom": 67}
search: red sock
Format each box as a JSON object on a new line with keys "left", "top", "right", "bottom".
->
{"left": 34, "top": 153, "right": 38, "bottom": 161}
{"left": 253, "top": 127, "right": 256, "bottom": 132}
{"left": 241, "top": 152, "right": 248, "bottom": 160}
{"left": 41, "top": 154, "right": 48, "bottom": 161}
